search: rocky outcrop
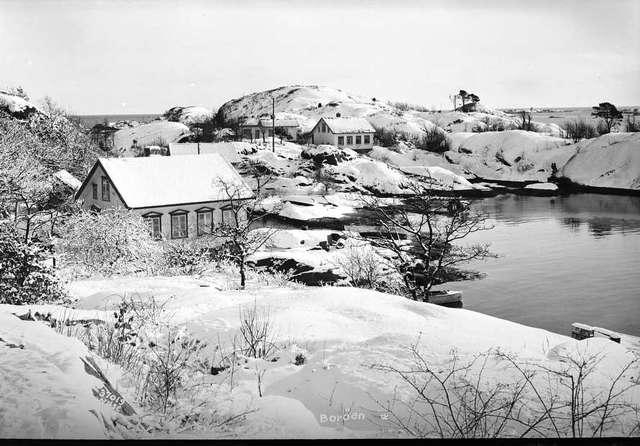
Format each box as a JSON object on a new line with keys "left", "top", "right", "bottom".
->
{"left": 559, "top": 133, "right": 640, "bottom": 193}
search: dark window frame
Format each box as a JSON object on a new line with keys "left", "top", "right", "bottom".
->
{"left": 364, "top": 135, "right": 371, "bottom": 144}
{"left": 92, "top": 183, "right": 98, "bottom": 199}
{"left": 195, "top": 207, "right": 214, "bottom": 236}
{"left": 355, "top": 135, "right": 362, "bottom": 145}
{"left": 142, "top": 211, "right": 163, "bottom": 240}
{"left": 337, "top": 136, "right": 344, "bottom": 145}
{"left": 169, "top": 209, "right": 189, "bottom": 239}
{"left": 101, "top": 176, "right": 110, "bottom": 202}
{"left": 346, "top": 135, "right": 353, "bottom": 145}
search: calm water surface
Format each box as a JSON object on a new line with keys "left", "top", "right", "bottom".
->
{"left": 449, "top": 194, "right": 640, "bottom": 336}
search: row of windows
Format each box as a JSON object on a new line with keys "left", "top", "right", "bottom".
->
{"left": 242, "top": 128, "right": 274, "bottom": 139}
{"left": 92, "top": 176, "right": 111, "bottom": 202}
{"left": 143, "top": 208, "right": 236, "bottom": 240}
{"left": 337, "top": 135, "right": 370, "bottom": 146}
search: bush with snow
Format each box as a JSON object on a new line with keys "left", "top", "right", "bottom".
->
{"left": 59, "top": 208, "right": 162, "bottom": 277}
{"left": 0, "top": 222, "right": 67, "bottom": 304}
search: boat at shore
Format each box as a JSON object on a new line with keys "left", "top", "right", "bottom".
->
{"left": 427, "top": 290, "right": 463, "bottom": 306}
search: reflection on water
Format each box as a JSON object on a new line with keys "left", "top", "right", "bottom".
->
{"left": 453, "top": 194, "right": 640, "bottom": 336}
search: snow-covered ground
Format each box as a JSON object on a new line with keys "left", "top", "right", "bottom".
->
{"left": 0, "top": 310, "right": 130, "bottom": 439}
{"left": 560, "top": 133, "right": 640, "bottom": 191}
{"left": 113, "top": 121, "right": 192, "bottom": 155}
{"left": 2, "top": 275, "right": 638, "bottom": 438}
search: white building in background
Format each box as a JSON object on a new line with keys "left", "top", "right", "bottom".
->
{"left": 310, "top": 116, "right": 375, "bottom": 151}
{"left": 74, "top": 154, "right": 253, "bottom": 240}
{"left": 239, "top": 117, "right": 299, "bottom": 141}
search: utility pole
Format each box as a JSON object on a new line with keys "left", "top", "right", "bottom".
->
{"left": 271, "top": 97, "right": 275, "bottom": 153}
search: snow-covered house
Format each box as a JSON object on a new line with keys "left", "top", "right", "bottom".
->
{"left": 311, "top": 117, "right": 375, "bottom": 151}
{"left": 239, "top": 118, "right": 299, "bottom": 141}
{"left": 75, "top": 154, "right": 253, "bottom": 240}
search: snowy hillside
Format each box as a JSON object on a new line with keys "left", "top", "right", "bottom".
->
{"left": 163, "top": 106, "right": 215, "bottom": 125}
{"left": 560, "top": 133, "right": 640, "bottom": 191}
{"left": 0, "top": 91, "right": 41, "bottom": 119}
{"left": 113, "top": 121, "right": 192, "bottom": 155}
{"left": 2, "top": 277, "right": 638, "bottom": 438}
{"left": 217, "top": 85, "right": 563, "bottom": 138}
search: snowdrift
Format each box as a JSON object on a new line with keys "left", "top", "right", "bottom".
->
{"left": 113, "top": 121, "right": 191, "bottom": 155}
{"left": 444, "top": 130, "right": 574, "bottom": 183}
{"left": 560, "top": 133, "right": 640, "bottom": 191}
{"left": 0, "top": 310, "right": 132, "bottom": 439}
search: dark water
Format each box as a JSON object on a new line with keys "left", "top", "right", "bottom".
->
{"left": 449, "top": 194, "right": 640, "bottom": 336}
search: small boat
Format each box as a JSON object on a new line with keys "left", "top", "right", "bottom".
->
{"left": 426, "top": 290, "right": 463, "bottom": 306}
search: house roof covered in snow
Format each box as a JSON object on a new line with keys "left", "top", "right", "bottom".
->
{"left": 241, "top": 118, "right": 299, "bottom": 128}
{"left": 318, "top": 117, "right": 375, "bottom": 134}
{"left": 168, "top": 142, "right": 241, "bottom": 163}
{"left": 258, "top": 118, "right": 299, "bottom": 128}
{"left": 54, "top": 169, "right": 82, "bottom": 190}
{"left": 76, "top": 154, "right": 253, "bottom": 209}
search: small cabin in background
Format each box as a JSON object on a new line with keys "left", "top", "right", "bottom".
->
{"left": 311, "top": 116, "right": 375, "bottom": 152}
{"left": 89, "top": 123, "right": 118, "bottom": 151}
{"left": 74, "top": 154, "right": 253, "bottom": 240}
{"left": 239, "top": 117, "right": 299, "bottom": 141}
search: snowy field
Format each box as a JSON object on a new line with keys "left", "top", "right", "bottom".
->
{"left": 2, "top": 274, "right": 638, "bottom": 439}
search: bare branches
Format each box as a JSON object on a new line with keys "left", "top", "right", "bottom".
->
{"left": 374, "top": 340, "right": 640, "bottom": 438}
{"left": 211, "top": 165, "right": 282, "bottom": 289}
{"left": 361, "top": 180, "right": 495, "bottom": 300}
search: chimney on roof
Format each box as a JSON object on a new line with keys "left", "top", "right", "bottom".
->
{"left": 336, "top": 112, "right": 341, "bottom": 117}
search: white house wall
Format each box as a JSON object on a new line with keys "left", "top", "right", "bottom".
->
{"left": 77, "top": 164, "right": 245, "bottom": 239}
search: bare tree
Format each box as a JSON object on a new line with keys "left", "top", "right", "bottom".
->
{"left": 361, "top": 181, "right": 494, "bottom": 301}
{"left": 212, "top": 163, "right": 281, "bottom": 288}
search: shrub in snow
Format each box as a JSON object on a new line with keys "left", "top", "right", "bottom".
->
{"left": 374, "top": 127, "right": 399, "bottom": 147}
{"left": 59, "top": 208, "right": 161, "bottom": 277}
{"left": 332, "top": 244, "right": 389, "bottom": 290}
{"left": 563, "top": 118, "right": 597, "bottom": 142}
{"left": 0, "top": 222, "right": 67, "bottom": 304}
{"left": 415, "top": 126, "right": 451, "bottom": 153}
{"left": 161, "top": 236, "right": 224, "bottom": 275}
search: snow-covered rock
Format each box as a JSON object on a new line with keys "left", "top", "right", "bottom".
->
{"left": 560, "top": 133, "right": 640, "bottom": 191}
{"left": 163, "top": 106, "right": 214, "bottom": 125}
{"left": 447, "top": 130, "right": 575, "bottom": 183}
{"left": 112, "top": 121, "right": 192, "bottom": 156}
{"left": 301, "top": 145, "right": 357, "bottom": 165}
{"left": 0, "top": 91, "right": 40, "bottom": 119}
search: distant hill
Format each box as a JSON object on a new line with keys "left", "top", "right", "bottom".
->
{"left": 217, "top": 85, "right": 563, "bottom": 137}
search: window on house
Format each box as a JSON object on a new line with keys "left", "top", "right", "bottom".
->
{"left": 243, "top": 129, "right": 252, "bottom": 139}
{"left": 221, "top": 208, "right": 236, "bottom": 228}
{"left": 346, "top": 135, "right": 353, "bottom": 145}
{"left": 364, "top": 135, "right": 371, "bottom": 144}
{"left": 101, "top": 176, "right": 110, "bottom": 201}
{"left": 170, "top": 211, "right": 188, "bottom": 239}
{"left": 90, "top": 205, "right": 101, "bottom": 213}
{"left": 268, "top": 129, "right": 273, "bottom": 137}
{"left": 92, "top": 183, "right": 98, "bottom": 199}
{"left": 196, "top": 209, "right": 213, "bottom": 236}
{"left": 255, "top": 130, "right": 261, "bottom": 139}
{"left": 322, "top": 123, "right": 327, "bottom": 133}
{"left": 337, "top": 136, "right": 344, "bottom": 145}
{"left": 356, "top": 135, "right": 362, "bottom": 144}
{"left": 143, "top": 213, "right": 162, "bottom": 240}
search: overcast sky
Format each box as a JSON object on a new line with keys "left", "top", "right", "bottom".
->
{"left": 1, "top": 0, "right": 638, "bottom": 114}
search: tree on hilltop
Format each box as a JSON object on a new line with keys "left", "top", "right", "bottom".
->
{"left": 592, "top": 102, "right": 622, "bottom": 134}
